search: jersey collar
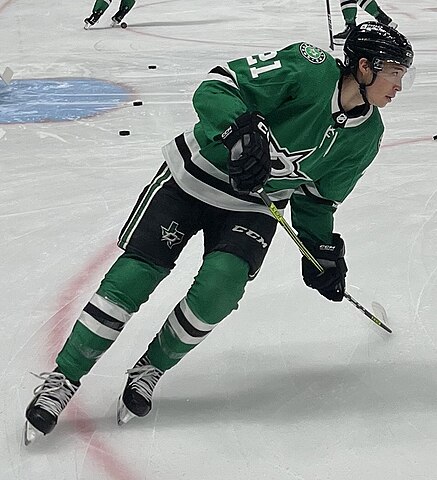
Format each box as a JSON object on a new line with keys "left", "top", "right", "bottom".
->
{"left": 331, "top": 78, "right": 374, "bottom": 128}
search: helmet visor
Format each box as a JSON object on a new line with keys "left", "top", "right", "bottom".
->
{"left": 377, "top": 60, "right": 416, "bottom": 91}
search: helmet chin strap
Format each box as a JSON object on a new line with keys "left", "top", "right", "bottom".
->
{"left": 353, "top": 70, "right": 377, "bottom": 105}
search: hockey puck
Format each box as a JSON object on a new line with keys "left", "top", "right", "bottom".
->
{"left": 433, "top": 134, "right": 437, "bottom": 140}
{"left": 120, "top": 22, "right": 128, "bottom": 29}
{"left": 148, "top": 65, "right": 157, "bottom": 69}
{"left": 119, "top": 130, "right": 130, "bottom": 136}
{"left": 133, "top": 101, "right": 143, "bottom": 106}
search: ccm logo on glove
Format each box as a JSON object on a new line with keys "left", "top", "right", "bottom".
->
{"left": 221, "top": 112, "right": 271, "bottom": 194}
{"left": 301, "top": 233, "right": 348, "bottom": 302}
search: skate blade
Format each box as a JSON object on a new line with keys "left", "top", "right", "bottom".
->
{"left": 23, "top": 421, "right": 44, "bottom": 446}
{"left": 116, "top": 396, "right": 136, "bottom": 425}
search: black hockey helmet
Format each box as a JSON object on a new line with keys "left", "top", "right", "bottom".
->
{"left": 344, "top": 22, "right": 414, "bottom": 72}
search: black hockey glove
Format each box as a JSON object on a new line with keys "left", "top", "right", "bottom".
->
{"left": 301, "top": 233, "right": 348, "bottom": 302}
{"left": 221, "top": 112, "right": 271, "bottom": 194}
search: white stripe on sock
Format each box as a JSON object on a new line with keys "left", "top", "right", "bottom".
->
{"left": 179, "top": 298, "right": 216, "bottom": 332}
{"left": 78, "top": 311, "right": 120, "bottom": 341}
{"left": 167, "top": 310, "right": 205, "bottom": 345}
{"left": 90, "top": 293, "right": 132, "bottom": 324}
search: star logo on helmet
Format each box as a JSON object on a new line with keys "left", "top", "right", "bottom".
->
{"left": 299, "top": 43, "right": 326, "bottom": 64}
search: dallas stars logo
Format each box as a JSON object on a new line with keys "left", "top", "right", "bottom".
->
{"left": 161, "top": 221, "right": 184, "bottom": 249}
{"left": 269, "top": 133, "right": 313, "bottom": 180}
{"left": 299, "top": 43, "right": 326, "bottom": 64}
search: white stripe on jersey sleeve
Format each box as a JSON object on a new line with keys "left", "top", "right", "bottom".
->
{"left": 204, "top": 65, "right": 239, "bottom": 89}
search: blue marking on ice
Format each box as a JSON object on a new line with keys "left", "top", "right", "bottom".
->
{"left": 0, "top": 78, "right": 132, "bottom": 124}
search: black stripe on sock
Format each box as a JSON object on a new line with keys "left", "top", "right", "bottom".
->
{"left": 174, "top": 303, "right": 209, "bottom": 338}
{"left": 83, "top": 303, "right": 125, "bottom": 332}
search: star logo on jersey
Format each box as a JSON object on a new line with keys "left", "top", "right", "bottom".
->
{"left": 161, "top": 221, "right": 184, "bottom": 249}
{"left": 269, "top": 133, "right": 314, "bottom": 180}
{"left": 299, "top": 43, "right": 326, "bottom": 64}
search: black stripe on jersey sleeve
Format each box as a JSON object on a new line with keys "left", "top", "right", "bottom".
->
{"left": 84, "top": 303, "right": 125, "bottom": 332}
{"left": 174, "top": 303, "right": 209, "bottom": 338}
{"left": 175, "top": 134, "right": 288, "bottom": 210}
{"left": 208, "top": 66, "right": 238, "bottom": 87}
{"left": 301, "top": 184, "right": 334, "bottom": 206}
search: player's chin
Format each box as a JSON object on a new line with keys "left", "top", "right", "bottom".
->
{"left": 374, "top": 96, "right": 393, "bottom": 108}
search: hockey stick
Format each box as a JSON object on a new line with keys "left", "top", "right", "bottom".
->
{"left": 325, "top": 0, "right": 335, "bottom": 51}
{"left": 256, "top": 188, "right": 392, "bottom": 333}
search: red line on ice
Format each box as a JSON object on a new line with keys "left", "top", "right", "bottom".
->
{"left": 0, "top": 0, "right": 15, "bottom": 13}
{"left": 45, "top": 243, "right": 142, "bottom": 480}
{"left": 382, "top": 136, "right": 433, "bottom": 148}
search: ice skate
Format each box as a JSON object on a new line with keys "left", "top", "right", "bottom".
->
{"left": 376, "top": 10, "right": 397, "bottom": 29}
{"left": 333, "top": 22, "right": 356, "bottom": 44}
{"left": 110, "top": 6, "right": 130, "bottom": 27}
{"left": 24, "top": 371, "right": 79, "bottom": 445}
{"left": 84, "top": 10, "right": 104, "bottom": 29}
{"left": 117, "top": 357, "right": 163, "bottom": 425}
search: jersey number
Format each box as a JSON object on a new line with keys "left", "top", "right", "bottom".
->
{"left": 246, "top": 51, "right": 282, "bottom": 79}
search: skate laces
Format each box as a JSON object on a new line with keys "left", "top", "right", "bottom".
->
{"left": 126, "top": 359, "right": 163, "bottom": 401}
{"left": 31, "top": 372, "right": 78, "bottom": 418}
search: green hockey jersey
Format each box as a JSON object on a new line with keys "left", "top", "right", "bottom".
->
{"left": 162, "top": 42, "right": 384, "bottom": 245}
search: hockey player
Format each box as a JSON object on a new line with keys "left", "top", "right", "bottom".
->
{"left": 24, "top": 22, "right": 414, "bottom": 444}
{"left": 333, "top": 0, "right": 397, "bottom": 42}
{"left": 84, "top": 0, "right": 135, "bottom": 28}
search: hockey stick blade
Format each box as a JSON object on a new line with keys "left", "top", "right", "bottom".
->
{"left": 345, "top": 293, "right": 392, "bottom": 333}
{"left": 256, "top": 188, "right": 392, "bottom": 334}
{"left": 371, "top": 302, "right": 389, "bottom": 325}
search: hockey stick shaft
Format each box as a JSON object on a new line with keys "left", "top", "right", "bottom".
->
{"left": 256, "top": 188, "right": 392, "bottom": 333}
{"left": 325, "top": 0, "right": 335, "bottom": 51}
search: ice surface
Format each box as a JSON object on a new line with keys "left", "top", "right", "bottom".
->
{"left": 1, "top": 1, "right": 437, "bottom": 479}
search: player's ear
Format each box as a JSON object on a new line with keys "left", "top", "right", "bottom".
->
{"left": 357, "top": 58, "right": 372, "bottom": 80}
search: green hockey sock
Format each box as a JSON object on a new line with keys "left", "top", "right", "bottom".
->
{"left": 343, "top": 6, "right": 357, "bottom": 24}
{"left": 146, "top": 251, "right": 249, "bottom": 371}
{"left": 93, "top": 0, "right": 112, "bottom": 14}
{"left": 56, "top": 254, "right": 169, "bottom": 382}
{"left": 120, "top": 0, "right": 135, "bottom": 10}
{"left": 360, "top": 0, "right": 380, "bottom": 17}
